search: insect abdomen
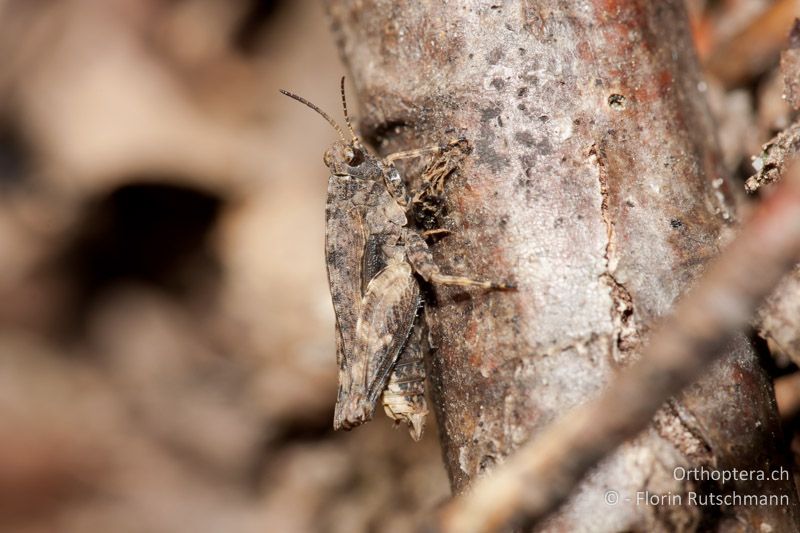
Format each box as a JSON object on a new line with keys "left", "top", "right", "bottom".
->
{"left": 382, "top": 325, "right": 428, "bottom": 441}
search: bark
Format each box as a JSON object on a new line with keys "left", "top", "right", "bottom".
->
{"left": 439, "top": 164, "right": 800, "bottom": 532}
{"left": 326, "top": 1, "right": 798, "bottom": 530}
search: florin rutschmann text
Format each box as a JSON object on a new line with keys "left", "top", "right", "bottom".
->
{"left": 603, "top": 467, "right": 791, "bottom": 507}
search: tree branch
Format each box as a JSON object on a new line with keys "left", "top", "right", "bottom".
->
{"left": 326, "top": 1, "right": 799, "bottom": 529}
{"left": 437, "top": 164, "right": 800, "bottom": 531}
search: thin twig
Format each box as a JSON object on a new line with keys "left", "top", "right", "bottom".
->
{"left": 436, "top": 164, "right": 800, "bottom": 533}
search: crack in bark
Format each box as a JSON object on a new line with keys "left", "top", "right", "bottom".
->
{"left": 589, "top": 150, "right": 718, "bottom": 476}
{"left": 591, "top": 145, "right": 639, "bottom": 366}
{"left": 653, "top": 401, "right": 714, "bottom": 466}
{"left": 530, "top": 331, "right": 609, "bottom": 359}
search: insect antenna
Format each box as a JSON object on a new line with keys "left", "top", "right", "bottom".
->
{"left": 340, "top": 77, "right": 360, "bottom": 142}
{"left": 279, "top": 89, "right": 347, "bottom": 143}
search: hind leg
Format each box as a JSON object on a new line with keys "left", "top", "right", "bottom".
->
{"left": 404, "top": 230, "right": 514, "bottom": 290}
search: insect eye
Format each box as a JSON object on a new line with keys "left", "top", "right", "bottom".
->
{"left": 344, "top": 149, "right": 355, "bottom": 163}
{"left": 348, "top": 148, "right": 365, "bottom": 166}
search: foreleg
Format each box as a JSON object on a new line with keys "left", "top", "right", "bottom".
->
{"left": 384, "top": 144, "right": 443, "bottom": 164}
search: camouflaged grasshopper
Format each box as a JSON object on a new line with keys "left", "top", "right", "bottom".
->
{"left": 280, "top": 79, "right": 510, "bottom": 440}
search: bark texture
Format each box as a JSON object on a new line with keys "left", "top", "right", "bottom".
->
{"left": 326, "top": 1, "right": 798, "bottom": 530}
{"left": 438, "top": 164, "right": 800, "bottom": 532}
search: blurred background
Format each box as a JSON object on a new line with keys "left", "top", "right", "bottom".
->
{"left": 0, "top": 1, "right": 449, "bottom": 532}
{"left": 0, "top": 1, "right": 799, "bottom": 532}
